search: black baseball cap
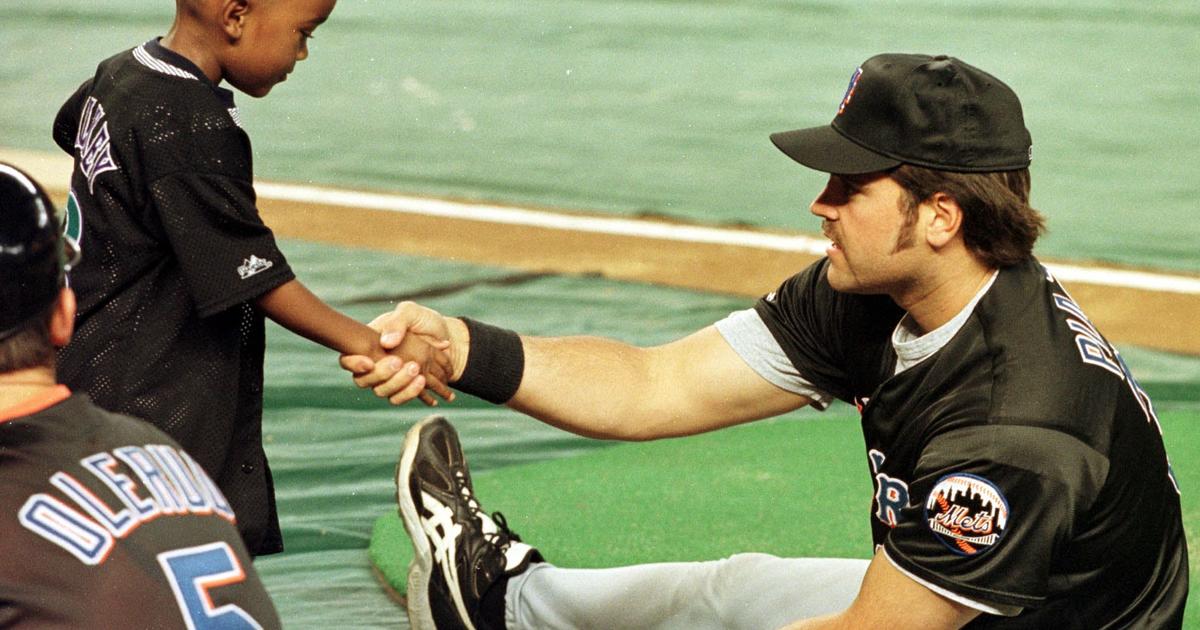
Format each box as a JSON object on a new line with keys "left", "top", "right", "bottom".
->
{"left": 770, "top": 53, "right": 1032, "bottom": 174}
{"left": 0, "top": 163, "right": 78, "bottom": 340}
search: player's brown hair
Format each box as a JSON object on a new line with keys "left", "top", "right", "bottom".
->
{"left": 0, "top": 307, "right": 56, "bottom": 373}
{"left": 890, "top": 165, "right": 1045, "bottom": 268}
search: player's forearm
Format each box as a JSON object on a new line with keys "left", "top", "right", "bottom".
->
{"left": 257, "top": 279, "right": 379, "bottom": 357}
{"left": 446, "top": 319, "right": 807, "bottom": 440}
{"left": 505, "top": 334, "right": 670, "bottom": 440}
{"left": 441, "top": 315, "right": 662, "bottom": 438}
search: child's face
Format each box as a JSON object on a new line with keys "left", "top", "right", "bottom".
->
{"left": 225, "top": 0, "right": 337, "bottom": 97}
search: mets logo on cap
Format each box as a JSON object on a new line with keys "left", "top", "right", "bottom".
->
{"left": 837, "top": 66, "right": 863, "bottom": 115}
{"left": 924, "top": 473, "right": 1009, "bottom": 556}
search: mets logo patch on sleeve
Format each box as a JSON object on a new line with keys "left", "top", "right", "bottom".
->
{"left": 924, "top": 473, "right": 1009, "bottom": 556}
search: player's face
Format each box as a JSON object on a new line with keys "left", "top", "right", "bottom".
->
{"left": 224, "top": 0, "right": 337, "bottom": 97}
{"left": 809, "top": 172, "right": 924, "bottom": 295}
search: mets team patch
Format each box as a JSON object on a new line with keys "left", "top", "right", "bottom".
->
{"left": 924, "top": 473, "right": 1009, "bottom": 556}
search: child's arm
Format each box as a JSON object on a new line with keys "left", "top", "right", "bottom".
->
{"left": 256, "top": 279, "right": 453, "bottom": 404}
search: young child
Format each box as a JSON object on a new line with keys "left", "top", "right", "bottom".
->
{"left": 50, "top": 0, "right": 450, "bottom": 556}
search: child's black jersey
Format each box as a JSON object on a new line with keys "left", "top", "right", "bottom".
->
{"left": 52, "top": 40, "right": 295, "bottom": 555}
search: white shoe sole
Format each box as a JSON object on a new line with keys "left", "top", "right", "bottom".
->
{"left": 397, "top": 416, "right": 441, "bottom": 630}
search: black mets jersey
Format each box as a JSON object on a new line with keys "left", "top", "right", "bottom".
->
{"left": 0, "top": 388, "right": 281, "bottom": 628}
{"left": 51, "top": 39, "right": 295, "bottom": 555}
{"left": 753, "top": 258, "right": 1187, "bottom": 627}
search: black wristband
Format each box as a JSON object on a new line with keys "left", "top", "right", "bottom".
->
{"left": 455, "top": 318, "right": 525, "bottom": 404}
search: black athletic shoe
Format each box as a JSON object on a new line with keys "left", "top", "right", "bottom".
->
{"left": 397, "top": 415, "right": 542, "bottom": 630}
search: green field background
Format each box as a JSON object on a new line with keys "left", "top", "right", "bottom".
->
{"left": 2, "top": 1, "right": 1198, "bottom": 627}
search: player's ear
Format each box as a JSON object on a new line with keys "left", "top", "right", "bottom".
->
{"left": 924, "top": 191, "right": 964, "bottom": 249}
{"left": 48, "top": 288, "right": 76, "bottom": 348}
{"left": 220, "top": 0, "right": 250, "bottom": 40}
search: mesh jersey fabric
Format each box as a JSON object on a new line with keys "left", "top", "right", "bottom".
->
{"left": 51, "top": 39, "right": 295, "bottom": 555}
{"left": 753, "top": 258, "right": 1188, "bottom": 627}
{"left": 0, "top": 392, "right": 281, "bottom": 628}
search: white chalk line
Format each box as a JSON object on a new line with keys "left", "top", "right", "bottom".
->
{"left": 256, "top": 181, "right": 1200, "bottom": 296}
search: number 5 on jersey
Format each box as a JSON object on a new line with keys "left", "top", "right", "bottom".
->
{"left": 158, "top": 542, "right": 264, "bottom": 630}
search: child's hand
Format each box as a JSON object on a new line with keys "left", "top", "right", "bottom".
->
{"left": 387, "top": 332, "right": 454, "bottom": 406}
{"left": 340, "top": 301, "right": 460, "bottom": 406}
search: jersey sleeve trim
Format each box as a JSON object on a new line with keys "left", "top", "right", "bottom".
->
{"left": 715, "top": 309, "right": 834, "bottom": 409}
{"left": 882, "top": 547, "right": 1023, "bottom": 617}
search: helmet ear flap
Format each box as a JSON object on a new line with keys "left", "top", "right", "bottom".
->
{"left": 0, "top": 163, "right": 66, "bottom": 338}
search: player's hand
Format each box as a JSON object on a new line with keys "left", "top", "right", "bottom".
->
{"left": 341, "top": 335, "right": 451, "bottom": 406}
{"left": 388, "top": 332, "right": 454, "bottom": 405}
{"left": 339, "top": 301, "right": 460, "bottom": 405}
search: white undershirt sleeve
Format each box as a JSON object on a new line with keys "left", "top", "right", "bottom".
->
{"left": 714, "top": 308, "right": 835, "bottom": 410}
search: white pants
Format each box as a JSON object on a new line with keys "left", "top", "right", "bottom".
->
{"left": 505, "top": 553, "right": 869, "bottom": 630}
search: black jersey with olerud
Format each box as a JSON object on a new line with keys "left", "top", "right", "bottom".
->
{"left": 0, "top": 388, "right": 281, "bottom": 628}
{"left": 755, "top": 258, "right": 1188, "bottom": 628}
{"left": 51, "top": 40, "right": 295, "bottom": 555}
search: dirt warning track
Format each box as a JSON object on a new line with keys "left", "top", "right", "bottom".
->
{"left": 6, "top": 147, "right": 1198, "bottom": 356}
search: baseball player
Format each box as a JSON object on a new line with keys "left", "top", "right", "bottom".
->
{"left": 347, "top": 54, "right": 1189, "bottom": 628}
{"left": 0, "top": 163, "right": 281, "bottom": 628}
{"left": 50, "top": 0, "right": 451, "bottom": 556}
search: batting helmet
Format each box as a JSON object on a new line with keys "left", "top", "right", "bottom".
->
{"left": 0, "top": 163, "right": 78, "bottom": 341}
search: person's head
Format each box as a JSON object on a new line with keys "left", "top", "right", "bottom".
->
{"left": 770, "top": 53, "right": 1044, "bottom": 291}
{"left": 0, "top": 164, "right": 79, "bottom": 374}
{"left": 175, "top": 0, "right": 337, "bottom": 97}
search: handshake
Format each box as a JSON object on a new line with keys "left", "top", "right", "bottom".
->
{"left": 339, "top": 301, "right": 467, "bottom": 407}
